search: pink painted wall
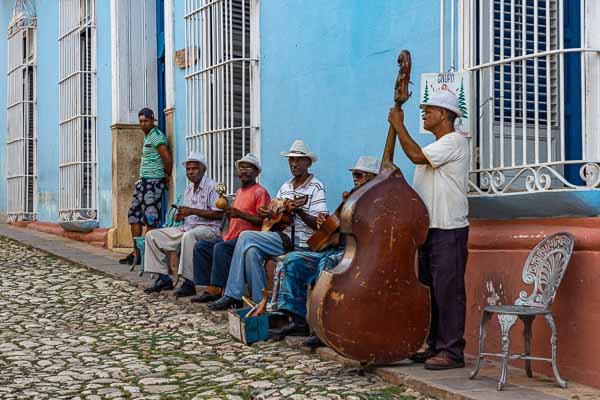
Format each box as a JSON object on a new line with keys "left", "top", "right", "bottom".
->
{"left": 466, "top": 218, "right": 600, "bottom": 388}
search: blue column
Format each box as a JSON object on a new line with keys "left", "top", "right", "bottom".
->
{"left": 563, "top": 0, "right": 583, "bottom": 185}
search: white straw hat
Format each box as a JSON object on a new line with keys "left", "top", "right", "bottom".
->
{"left": 280, "top": 140, "right": 318, "bottom": 162}
{"left": 419, "top": 90, "right": 463, "bottom": 117}
{"left": 235, "top": 153, "right": 262, "bottom": 172}
{"left": 349, "top": 156, "right": 380, "bottom": 175}
{"left": 182, "top": 151, "right": 208, "bottom": 169}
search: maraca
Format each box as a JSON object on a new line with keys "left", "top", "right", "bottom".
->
{"left": 215, "top": 183, "right": 228, "bottom": 210}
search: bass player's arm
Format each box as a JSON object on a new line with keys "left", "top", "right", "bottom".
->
{"left": 388, "top": 108, "right": 430, "bottom": 165}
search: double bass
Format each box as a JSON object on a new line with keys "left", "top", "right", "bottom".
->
{"left": 308, "top": 50, "right": 430, "bottom": 365}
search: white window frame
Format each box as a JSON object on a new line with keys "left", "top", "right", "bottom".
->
{"left": 184, "top": 0, "right": 260, "bottom": 193}
{"left": 6, "top": 0, "right": 37, "bottom": 223}
{"left": 454, "top": 0, "right": 600, "bottom": 195}
{"left": 58, "top": 0, "right": 98, "bottom": 222}
{"left": 110, "top": 0, "right": 158, "bottom": 125}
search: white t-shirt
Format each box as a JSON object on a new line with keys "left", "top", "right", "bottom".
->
{"left": 413, "top": 132, "right": 470, "bottom": 229}
{"left": 276, "top": 175, "right": 327, "bottom": 248}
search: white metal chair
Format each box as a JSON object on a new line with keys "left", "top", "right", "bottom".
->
{"left": 470, "top": 232, "right": 575, "bottom": 390}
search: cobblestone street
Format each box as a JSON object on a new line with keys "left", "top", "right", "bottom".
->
{"left": 0, "top": 236, "right": 426, "bottom": 400}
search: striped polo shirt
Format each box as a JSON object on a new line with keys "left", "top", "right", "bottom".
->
{"left": 276, "top": 175, "right": 327, "bottom": 248}
{"left": 139, "top": 127, "right": 168, "bottom": 179}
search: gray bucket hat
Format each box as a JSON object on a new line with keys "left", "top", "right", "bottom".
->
{"left": 235, "top": 153, "right": 262, "bottom": 172}
{"left": 182, "top": 151, "right": 208, "bottom": 169}
{"left": 349, "top": 156, "right": 380, "bottom": 175}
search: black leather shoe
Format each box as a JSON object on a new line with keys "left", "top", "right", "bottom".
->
{"left": 175, "top": 280, "right": 196, "bottom": 298}
{"left": 119, "top": 253, "right": 139, "bottom": 265}
{"left": 270, "top": 320, "right": 310, "bottom": 337}
{"left": 190, "top": 293, "right": 221, "bottom": 303}
{"left": 207, "top": 296, "right": 243, "bottom": 311}
{"left": 409, "top": 347, "right": 438, "bottom": 363}
{"left": 303, "top": 335, "right": 325, "bottom": 348}
{"left": 144, "top": 278, "right": 174, "bottom": 294}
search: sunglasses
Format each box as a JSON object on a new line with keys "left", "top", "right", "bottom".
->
{"left": 352, "top": 171, "right": 367, "bottom": 179}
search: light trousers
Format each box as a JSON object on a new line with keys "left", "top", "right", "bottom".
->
{"left": 144, "top": 225, "right": 220, "bottom": 280}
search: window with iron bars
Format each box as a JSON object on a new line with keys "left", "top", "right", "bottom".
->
{"left": 58, "top": 0, "right": 98, "bottom": 222}
{"left": 184, "top": 0, "right": 260, "bottom": 194}
{"left": 456, "top": 0, "right": 593, "bottom": 195}
{"left": 475, "top": 0, "right": 561, "bottom": 171}
{"left": 6, "top": 1, "right": 37, "bottom": 223}
{"left": 491, "top": 0, "right": 559, "bottom": 127}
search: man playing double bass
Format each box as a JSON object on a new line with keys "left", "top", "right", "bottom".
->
{"left": 388, "top": 90, "right": 470, "bottom": 370}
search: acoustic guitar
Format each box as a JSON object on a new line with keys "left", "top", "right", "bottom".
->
{"left": 261, "top": 195, "right": 308, "bottom": 232}
{"left": 307, "top": 214, "right": 340, "bottom": 252}
{"left": 307, "top": 188, "right": 356, "bottom": 251}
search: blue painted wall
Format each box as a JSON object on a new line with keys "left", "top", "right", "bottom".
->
{"left": 0, "top": 1, "right": 112, "bottom": 226}
{"left": 258, "top": 1, "right": 441, "bottom": 205}
{"left": 173, "top": 0, "right": 189, "bottom": 194}
{"left": 35, "top": 0, "right": 61, "bottom": 223}
{"left": 169, "top": 1, "right": 443, "bottom": 204}
{"left": 95, "top": 1, "right": 113, "bottom": 227}
{"left": 0, "top": 1, "right": 466, "bottom": 225}
{"left": 0, "top": 0, "right": 62, "bottom": 223}
{"left": 0, "top": 2, "right": 10, "bottom": 221}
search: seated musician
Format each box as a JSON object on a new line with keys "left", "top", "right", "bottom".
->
{"left": 143, "top": 152, "right": 223, "bottom": 294}
{"left": 270, "top": 156, "right": 379, "bottom": 342}
{"left": 185, "top": 154, "right": 271, "bottom": 301}
{"left": 208, "top": 140, "right": 327, "bottom": 310}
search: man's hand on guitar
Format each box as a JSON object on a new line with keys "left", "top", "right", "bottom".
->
{"left": 316, "top": 212, "right": 329, "bottom": 229}
{"left": 267, "top": 200, "right": 283, "bottom": 216}
{"left": 284, "top": 198, "right": 300, "bottom": 212}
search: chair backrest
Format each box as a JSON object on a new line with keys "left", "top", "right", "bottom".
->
{"left": 515, "top": 232, "right": 575, "bottom": 309}
{"left": 163, "top": 194, "right": 183, "bottom": 228}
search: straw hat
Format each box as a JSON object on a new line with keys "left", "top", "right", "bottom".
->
{"left": 280, "top": 140, "right": 318, "bottom": 162}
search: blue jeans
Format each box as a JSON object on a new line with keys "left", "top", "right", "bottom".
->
{"left": 224, "top": 231, "right": 286, "bottom": 303}
{"left": 193, "top": 237, "right": 238, "bottom": 287}
{"left": 277, "top": 248, "right": 343, "bottom": 319}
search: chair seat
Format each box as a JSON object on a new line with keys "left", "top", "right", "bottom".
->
{"left": 484, "top": 305, "right": 551, "bottom": 316}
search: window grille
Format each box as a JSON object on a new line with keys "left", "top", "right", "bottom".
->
{"left": 184, "top": 0, "right": 260, "bottom": 193}
{"left": 456, "top": 0, "right": 600, "bottom": 195}
{"left": 6, "top": 0, "right": 37, "bottom": 223}
{"left": 474, "top": 0, "right": 561, "bottom": 171}
{"left": 58, "top": 0, "right": 97, "bottom": 222}
{"left": 491, "top": 0, "right": 559, "bottom": 127}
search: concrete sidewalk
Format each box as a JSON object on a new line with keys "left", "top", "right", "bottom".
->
{"left": 1, "top": 223, "right": 598, "bottom": 400}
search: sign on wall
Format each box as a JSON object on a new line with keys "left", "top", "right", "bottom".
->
{"left": 419, "top": 71, "right": 471, "bottom": 137}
